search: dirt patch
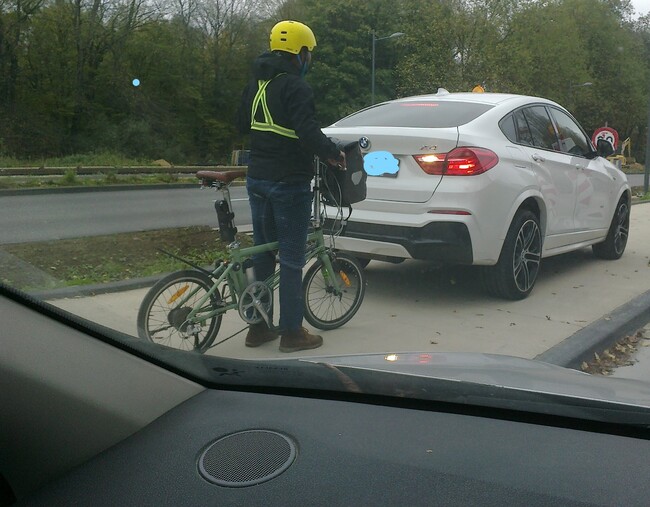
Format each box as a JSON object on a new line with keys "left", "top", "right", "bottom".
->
{"left": 1, "top": 227, "right": 251, "bottom": 291}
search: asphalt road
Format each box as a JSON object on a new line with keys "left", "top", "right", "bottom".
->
{"left": 1, "top": 172, "right": 646, "bottom": 245}
{"left": 0, "top": 187, "right": 253, "bottom": 244}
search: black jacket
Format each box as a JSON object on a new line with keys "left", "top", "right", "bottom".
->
{"left": 236, "top": 52, "right": 340, "bottom": 183}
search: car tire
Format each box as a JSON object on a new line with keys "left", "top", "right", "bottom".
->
{"left": 137, "top": 270, "right": 222, "bottom": 352}
{"left": 303, "top": 252, "right": 366, "bottom": 330}
{"left": 592, "top": 198, "right": 629, "bottom": 260}
{"left": 482, "top": 209, "right": 542, "bottom": 300}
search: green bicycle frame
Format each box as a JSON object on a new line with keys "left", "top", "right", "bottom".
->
{"left": 169, "top": 158, "right": 342, "bottom": 328}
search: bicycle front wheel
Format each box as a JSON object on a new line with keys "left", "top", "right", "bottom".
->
{"left": 303, "top": 252, "right": 365, "bottom": 330}
{"left": 137, "top": 270, "right": 223, "bottom": 352}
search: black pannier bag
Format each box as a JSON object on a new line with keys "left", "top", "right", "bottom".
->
{"left": 321, "top": 140, "right": 367, "bottom": 207}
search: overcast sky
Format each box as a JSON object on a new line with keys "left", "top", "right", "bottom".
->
{"left": 631, "top": 0, "right": 650, "bottom": 16}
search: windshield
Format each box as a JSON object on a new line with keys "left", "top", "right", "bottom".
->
{"left": 333, "top": 101, "right": 494, "bottom": 128}
{"left": 1, "top": 0, "right": 650, "bottom": 428}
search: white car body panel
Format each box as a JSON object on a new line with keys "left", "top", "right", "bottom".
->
{"left": 325, "top": 126, "right": 458, "bottom": 203}
{"left": 323, "top": 92, "right": 630, "bottom": 272}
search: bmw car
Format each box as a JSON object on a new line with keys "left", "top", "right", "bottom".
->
{"left": 323, "top": 90, "right": 631, "bottom": 300}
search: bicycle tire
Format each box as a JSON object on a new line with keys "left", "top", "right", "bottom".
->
{"left": 302, "top": 252, "right": 365, "bottom": 330}
{"left": 137, "top": 270, "right": 222, "bottom": 352}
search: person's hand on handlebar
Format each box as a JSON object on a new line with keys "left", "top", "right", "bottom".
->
{"left": 327, "top": 150, "right": 346, "bottom": 170}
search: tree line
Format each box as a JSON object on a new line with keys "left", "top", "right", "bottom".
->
{"left": 1, "top": 0, "right": 649, "bottom": 163}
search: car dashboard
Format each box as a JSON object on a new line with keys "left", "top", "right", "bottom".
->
{"left": 19, "top": 387, "right": 650, "bottom": 506}
{"left": 2, "top": 289, "right": 650, "bottom": 506}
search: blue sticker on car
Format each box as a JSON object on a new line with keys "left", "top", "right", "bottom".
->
{"left": 363, "top": 151, "right": 399, "bottom": 177}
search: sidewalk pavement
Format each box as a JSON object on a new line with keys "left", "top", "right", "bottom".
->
{"left": 46, "top": 202, "right": 650, "bottom": 367}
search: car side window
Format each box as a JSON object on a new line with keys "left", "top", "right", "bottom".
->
{"left": 513, "top": 109, "right": 534, "bottom": 146}
{"left": 499, "top": 114, "right": 517, "bottom": 142}
{"left": 522, "top": 106, "right": 558, "bottom": 151}
{"left": 499, "top": 110, "right": 535, "bottom": 146}
{"left": 548, "top": 108, "right": 592, "bottom": 157}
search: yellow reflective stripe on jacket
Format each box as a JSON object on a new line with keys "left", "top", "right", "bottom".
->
{"left": 250, "top": 78, "right": 299, "bottom": 139}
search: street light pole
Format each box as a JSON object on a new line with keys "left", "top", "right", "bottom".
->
{"left": 643, "top": 96, "right": 650, "bottom": 195}
{"left": 371, "top": 31, "right": 404, "bottom": 105}
{"left": 371, "top": 30, "right": 376, "bottom": 106}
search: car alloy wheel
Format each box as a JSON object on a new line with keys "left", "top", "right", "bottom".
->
{"left": 612, "top": 202, "right": 629, "bottom": 256}
{"left": 512, "top": 219, "right": 542, "bottom": 294}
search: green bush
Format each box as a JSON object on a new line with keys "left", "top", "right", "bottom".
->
{"left": 62, "top": 168, "right": 77, "bottom": 185}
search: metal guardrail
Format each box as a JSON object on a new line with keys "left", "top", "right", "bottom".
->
{"left": 0, "top": 165, "right": 244, "bottom": 176}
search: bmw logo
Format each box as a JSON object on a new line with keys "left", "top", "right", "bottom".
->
{"left": 359, "top": 136, "right": 371, "bottom": 150}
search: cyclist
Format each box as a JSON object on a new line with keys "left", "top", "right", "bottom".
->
{"left": 236, "top": 20, "right": 345, "bottom": 353}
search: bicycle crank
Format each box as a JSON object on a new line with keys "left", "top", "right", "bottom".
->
{"left": 238, "top": 281, "right": 273, "bottom": 325}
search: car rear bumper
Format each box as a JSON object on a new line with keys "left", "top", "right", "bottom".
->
{"left": 325, "top": 220, "right": 473, "bottom": 264}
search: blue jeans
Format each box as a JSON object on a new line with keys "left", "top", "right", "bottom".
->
{"left": 246, "top": 177, "right": 312, "bottom": 332}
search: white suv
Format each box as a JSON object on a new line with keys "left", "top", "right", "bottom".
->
{"left": 323, "top": 91, "right": 630, "bottom": 300}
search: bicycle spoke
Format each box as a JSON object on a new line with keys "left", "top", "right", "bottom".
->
{"left": 138, "top": 272, "right": 223, "bottom": 352}
{"left": 304, "top": 259, "right": 361, "bottom": 328}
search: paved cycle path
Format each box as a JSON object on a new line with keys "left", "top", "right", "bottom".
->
{"left": 49, "top": 202, "right": 650, "bottom": 365}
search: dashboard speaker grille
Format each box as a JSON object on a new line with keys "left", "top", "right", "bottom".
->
{"left": 198, "top": 430, "right": 297, "bottom": 487}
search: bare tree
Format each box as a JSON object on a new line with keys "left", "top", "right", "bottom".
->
{"left": 0, "top": 0, "right": 45, "bottom": 109}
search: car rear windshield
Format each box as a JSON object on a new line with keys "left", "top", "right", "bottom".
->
{"left": 333, "top": 101, "right": 494, "bottom": 128}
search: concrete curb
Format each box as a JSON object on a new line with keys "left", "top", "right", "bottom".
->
{"left": 30, "top": 275, "right": 164, "bottom": 300}
{"left": 535, "top": 289, "right": 650, "bottom": 369}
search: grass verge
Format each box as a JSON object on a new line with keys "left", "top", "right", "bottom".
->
{"left": 1, "top": 227, "right": 252, "bottom": 292}
{"left": 0, "top": 172, "right": 197, "bottom": 190}
{"left": 0, "top": 152, "right": 153, "bottom": 168}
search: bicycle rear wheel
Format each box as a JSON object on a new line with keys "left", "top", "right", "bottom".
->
{"left": 303, "top": 252, "right": 365, "bottom": 330}
{"left": 137, "top": 270, "right": 222, "bottom": 352}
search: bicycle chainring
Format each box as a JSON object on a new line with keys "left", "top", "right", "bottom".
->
{"left": 238, "top": 281, "right": 273, "bottom": 325}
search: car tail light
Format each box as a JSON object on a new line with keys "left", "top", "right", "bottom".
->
{"left": 414, "top": 147, "right": 499, "bottom": 175}
{"left": 413, "top": 154, "right": 445, "bottom": 174}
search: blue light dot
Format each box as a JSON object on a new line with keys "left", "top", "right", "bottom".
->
{"left": 132, "top": 78, "right": 140, "bottom": 87}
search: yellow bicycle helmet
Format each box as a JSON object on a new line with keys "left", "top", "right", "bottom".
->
{"left": 270, "top": 20, "right": 317, "bottom": 54}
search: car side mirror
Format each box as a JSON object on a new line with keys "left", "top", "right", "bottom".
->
{"left": 596, "top": 138, "right": 615, "bottom": 158}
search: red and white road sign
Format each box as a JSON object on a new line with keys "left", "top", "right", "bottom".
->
{"left": 592, "top": 127, "right": 619, "bottom": 151}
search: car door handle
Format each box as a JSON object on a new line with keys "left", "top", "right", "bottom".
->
{"left": 532, "top": 154, "right": 545, "bottom": 162}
